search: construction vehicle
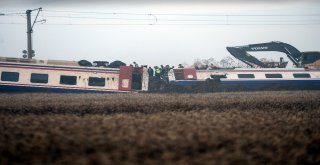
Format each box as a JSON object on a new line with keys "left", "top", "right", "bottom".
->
{"left": 226, "top": 41, "right": 320, "bottom": 68}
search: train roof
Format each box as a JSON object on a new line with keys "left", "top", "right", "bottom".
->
{"left": 0, "top": 56, "right": 80, "bottom": 66}
{"left": 0, "top": 56, "right": 123, "bottom": 71}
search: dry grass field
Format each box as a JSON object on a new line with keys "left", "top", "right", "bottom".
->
{"left": 0, "top": 91, "right": 320, "bottom": 165}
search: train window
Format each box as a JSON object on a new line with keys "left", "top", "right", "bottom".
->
{"left": 238, "top": 74, "right": 255, "bottom": 78}
{"left": 122, "top": 79, "right": 129, "bottom": 88}
{"left": 60, "top": 75, "right": 77, "bottom": 85}
{"left": 187, "top": 75, "right": 194, "bottom": 79}
{"left": 173, "top": 69, "right": 184, "bottom": 80}
{"left": 265, "top": 74, "right": 283, "bottom": 78}
{"left": 1, "top": 71, "right": 19, "bottom": 82}
{"left": 31, "top": 73, "right": 48, "bottom": 83}
{"left": 88, "top": 77, "right": 105, "bottom": 87}
{"left": 293, "top": 73, "right": 311, "bottom": 78}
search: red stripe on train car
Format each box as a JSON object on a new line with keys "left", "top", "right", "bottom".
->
{"left": 118, "top": 66, "right": 133, "bottom": 91}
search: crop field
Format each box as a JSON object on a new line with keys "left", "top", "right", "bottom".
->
{"left": 0, "top": 91, "right": 320, "bottom": 164}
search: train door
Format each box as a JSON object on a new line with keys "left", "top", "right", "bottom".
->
{"left": 132, "top": 67, "right": 143, "bottom": 90}
{"left": 119, "top": 66, "right": 132, "bottom": 91}
{"left": 131, "top": 67, "right": 149, "bottom": 91}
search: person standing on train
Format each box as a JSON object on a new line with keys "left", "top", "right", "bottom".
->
{"left": 148, "top": 67, "right": 154, "bottom": 77}
{"left": 133, "top": 61, "right": 139, "bottom": 68}
{"left": 154, "top": 66, "right": 161, "bottom": 78}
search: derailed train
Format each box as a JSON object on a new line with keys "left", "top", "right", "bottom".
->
{"left": 0, "top": 56, "right": 319, "bottom": 93}
{"left": 1, "top": 41, "right": 320, "bottom": 92}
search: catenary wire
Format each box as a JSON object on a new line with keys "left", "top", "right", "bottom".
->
{"left": 1, "top": 9, "right": 320, "bottom": 26}
{"left": 1, "top": 22, "right": 320, "bottom": 26}
{"left": 43, "top": 10, "right": 320, "bottom": 17}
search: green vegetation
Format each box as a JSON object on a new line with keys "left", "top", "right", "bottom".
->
{"left": 1, "top": 91, "right": 320, "bottom": 164}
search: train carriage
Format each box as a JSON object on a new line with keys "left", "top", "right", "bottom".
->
{"left": 0, "top": 57, "right": 148, "bottom": 93}
{"left": 169, "top": 67, "right": 320, "bottom": 91}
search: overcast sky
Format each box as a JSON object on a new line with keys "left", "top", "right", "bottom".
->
{"left": 0, "top": 0, "right": 319, "bottom": 67}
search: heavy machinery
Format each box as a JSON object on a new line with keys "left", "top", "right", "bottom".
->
{"left": 226, "top": 41, "right": 320, "bottom": 68}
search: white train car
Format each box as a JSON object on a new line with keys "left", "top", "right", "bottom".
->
{"left": 169, "top": 68, "right": 320, "bottom": 90}
{"left": 0, "top": 57, "right": 148, "bottom": 93}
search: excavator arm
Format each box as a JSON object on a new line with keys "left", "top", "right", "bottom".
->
{"left": 226, "top": 41, "right": 302, "bottom": 68}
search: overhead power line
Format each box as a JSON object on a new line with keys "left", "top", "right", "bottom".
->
{"left": 44, "top": 10, "right": 151, "bottom": 16}
{"left": 2, "top": 22, "right": 320, "bottom": 26}
{"left": 33, "top": 14, "right": 320, "bottom": 22}
{"left": 43, "top": 10, "right": 320, "bottom": 17}
{"left": 1, "top": 22, "right": 320, "bottom": 26}
{"left": 44, "top": 15, "right": 154, "bottom": 21}
{"left": 1, "top": 9, "right": 320, "bottom": 26}
{"left": 3, "top": 9, "right": 320, "bottom": 17}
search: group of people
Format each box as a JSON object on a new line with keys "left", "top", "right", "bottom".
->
{"left": 130, "top": 62, "right": 186, "bottom": 82}
{"left": 148, "top": 65, "right": 171, "bottom": 80}
{"left": 129, "top": 61, "right": 146, "bottom": 68}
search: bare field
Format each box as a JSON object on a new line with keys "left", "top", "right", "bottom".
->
{"left": 1, "top": 91, "right": 320, "bottom": 165}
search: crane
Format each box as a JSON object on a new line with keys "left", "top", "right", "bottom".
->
{"left": 226, "top": 41, "right": 320, "bottom": 68}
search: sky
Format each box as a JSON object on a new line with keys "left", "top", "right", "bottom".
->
{"left": 0, "top": 0, "right": 320, "bottom": 67}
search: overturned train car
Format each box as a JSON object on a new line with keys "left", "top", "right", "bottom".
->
{"left": 164, "top": 67, "right": 320, "bottom": 92}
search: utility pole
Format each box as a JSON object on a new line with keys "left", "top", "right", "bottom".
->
{"left": 26, "top": 10, "right": 33, "bottom": 59}
{"left": 23, "top": 7, "right": 44, "bottom": 59}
